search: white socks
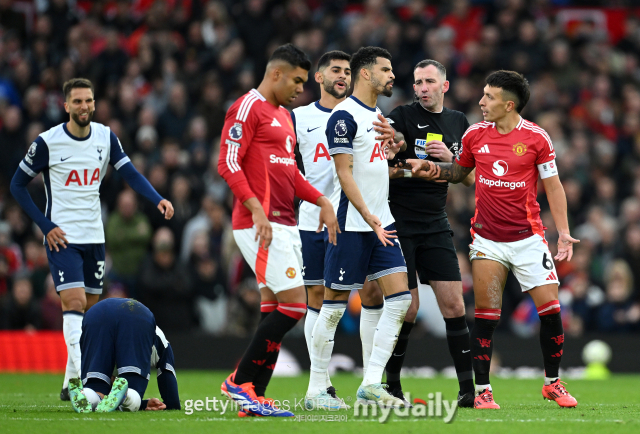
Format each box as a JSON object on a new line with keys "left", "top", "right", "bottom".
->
{"left": 62, "top": 353, "right": 76, "bottom": 388}
{"left": 476, "top": 384, "right": 492, "bottom": 394}
{"left": 83, "top": 387, "right": 101, "bottom": 410}
{"left": 63, "top": 311, "right": 83, "bottom": 379}
{"left": 305, "top": 307, "right": 332, "bottom": 390}
{"left": 307, "top": 301, "right": 346, "bottom": 396}
{"left": 121, "top": 389, "right": 142, "bottom": 412}
{"left": 360, "top": 303, "right": 383, "bottom": 376}
{"left": 362, "top": 292, "right": 411, "bottom": 386}
{"left": 544, "top": 376, "right": 559, "bottom": 386}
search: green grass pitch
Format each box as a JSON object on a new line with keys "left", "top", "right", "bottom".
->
{"left": 1, "top": 372, "right": 639, "bottom": 433}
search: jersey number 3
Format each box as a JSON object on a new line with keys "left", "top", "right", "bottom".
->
{"left": 95, "top": 261, "right": 105, "bottom": 280}
{"left": 313, "top": 143, "right": 330, "bottom": 162}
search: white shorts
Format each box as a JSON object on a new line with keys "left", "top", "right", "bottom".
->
{"left": 233, "top": 223, "right": 304, "bottom": 293}
{"left": 469, "top": 233, "right": 559, "bottom": 292}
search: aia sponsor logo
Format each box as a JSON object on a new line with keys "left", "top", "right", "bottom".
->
{"left": 313, "top": 143, "right": 330, "bottom": 162}
{"left": 65, "top": 168, "right": 100, "bottom": 186}
{"left": 369, "top": 142, "right": 385, "bottom": 162}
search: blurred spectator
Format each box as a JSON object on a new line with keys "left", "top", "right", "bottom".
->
{"left": 105, "top": 189, "right": 153, "bottom": 297}
{"left": 188, "top": 232, "right": 228, "bottom": 334}
{"left": 39, "top": 274, "right": 62, "bottom": 330}
{"left": 137, "top": 227, "right": 194, "bottom": 331}
{"left": 597, "top": 260, "right": 640, "bottom": 332}
{"left": 0, "top": 273, "right": 40, "bottom": 330}
{"left": 225, "top": 278, "right": 260, "bottom": 337}
{"left": 180, "top": 195, "right": 234, "bottom": 268}
{"left": 157, "top": 82, "right": 193, "bottom": 143}
{"left": 23, "top": 238, "right": 49, "bottom": 299}
{"left": 0, "top": 106, "right": 26, "bottom": 185}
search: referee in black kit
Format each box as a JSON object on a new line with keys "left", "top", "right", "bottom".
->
{"left": 384, "top": 60, "right": 476, "bottom": 407}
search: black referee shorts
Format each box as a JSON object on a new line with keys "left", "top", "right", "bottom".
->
{"left": 399, "top": 231, "right": 462, "bottom": 289}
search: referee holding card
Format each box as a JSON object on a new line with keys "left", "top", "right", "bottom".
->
{"left": 383, "top": 60, "right": 477, "bottom": 408}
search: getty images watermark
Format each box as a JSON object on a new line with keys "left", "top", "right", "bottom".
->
{"left": 184, "top": 392, "right": 458, "bottom": 423}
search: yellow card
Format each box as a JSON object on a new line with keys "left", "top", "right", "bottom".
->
{"left": 426, "top": 133, "right": 443, "bottom": 142}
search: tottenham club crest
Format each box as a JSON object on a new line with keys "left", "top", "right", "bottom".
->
{"left": 229, "top": 122, "right": 243, "bottom": 141}
{"left": 335, "top": 119, "right": 347, "bottom": 137}
{"left": 27, "top": 142, "right": 37, "bottom": 158}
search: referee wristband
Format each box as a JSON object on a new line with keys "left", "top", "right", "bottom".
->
{"left": 403, "top": 169, "right": 412, "bottom": 178}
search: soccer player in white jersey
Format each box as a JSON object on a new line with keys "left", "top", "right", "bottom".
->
{"left": 308, "top": 47, "right": 411, "bottom": 408}
{"left": 10, "top": 78, "right": 174, "bottom": 400}
{"left": 295, "top": 51, "right": 397, "bottom": 409}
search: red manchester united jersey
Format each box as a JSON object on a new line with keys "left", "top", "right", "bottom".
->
{"left": 218, "top": 89, "right": 322, "bottom": 230}
{"left": 456, "top": 117, "right": 557, "bottom": 242}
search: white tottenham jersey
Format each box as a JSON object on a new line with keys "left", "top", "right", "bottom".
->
{"left": 19, "top": 122, "right": 130, "bottom": 244}
{"left": 292, "top": 101, "right": 334, "bottom": 231}
{"left": 326, "top": 96, "right": 393, "bottom": 232}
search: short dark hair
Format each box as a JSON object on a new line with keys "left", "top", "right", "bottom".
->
{"left": 350, "top": 46, "right": 392, "bottom": 83}
{"left": 317, "top": 50, "right": 351, "bottom": 71}
{"left": 485, "top": 70, "right": 530, "bottom": 113}
{"left": 63, "top": 78, "right": 94, "bottom": 100}
{"left": 414, "top": 59, "right": 446, "bottom": 79}
{"left": 269, "top": 43, "right": 311, "bottom": 71}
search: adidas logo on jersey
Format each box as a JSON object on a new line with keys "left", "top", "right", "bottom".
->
{"left": 546, "top": 272, "right": 557, "bottom": 281}
{"left": 271, "top": 118, "right": 281, "bottom": 127}
{"left": 479, "top": 144, "right": 490, "bottom": 153}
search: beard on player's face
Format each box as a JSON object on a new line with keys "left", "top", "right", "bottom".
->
{"left": 371, "top": 74, "right": 393, "bottom": 97}
{"left": 71, "top": 109, "right": 94, "bottom": 127}
{"left": 323, "top": 78, "right": 348, "bottom": 99}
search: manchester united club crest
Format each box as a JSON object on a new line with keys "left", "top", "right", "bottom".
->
{"left": 513, "top": 142, "right": 527, "bottom": 156}
{"left": 286, "top": 267, "right": 296, "bottom": 279}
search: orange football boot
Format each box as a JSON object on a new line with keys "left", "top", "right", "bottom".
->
{"left": 474, "top": 389, "right": 500, "bottom": 409}
{"left": 542, "top": 379, "right": 578, "bottom": 408}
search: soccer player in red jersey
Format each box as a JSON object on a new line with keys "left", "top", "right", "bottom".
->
{"left": 217, "top": 44, "right": 339, "bottom": 417}
{"left": 403, "top": 70, "right": 579, "bottom": 409}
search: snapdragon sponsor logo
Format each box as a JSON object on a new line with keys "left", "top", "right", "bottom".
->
{"left": 479, "top": 174, "right": 526, "bottom": 190}
{"left": 270, "top": 154, "right": 296, "bottom": 166}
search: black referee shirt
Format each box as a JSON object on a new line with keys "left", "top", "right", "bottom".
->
{"left": 387, "top": 102, "right": 470, "bottom": 236}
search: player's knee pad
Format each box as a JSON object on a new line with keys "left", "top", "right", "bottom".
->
{"left": 121, "top": 389, "right": 141, "bottom": 412}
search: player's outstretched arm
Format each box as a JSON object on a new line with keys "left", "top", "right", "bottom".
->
{"left": 334, "top": 153, "right": 396, "bottom": 246}
{"left": 423, "top": 140, "right": 475, "bottom": 186}
{"left": 542, "top": 175, "right": 579, "bottom": 261}
{"left": 401, "top": 159, "right": 472, "bottom": 184}
{"left": 117, "top": 163, "right": 173, "bottom": 219}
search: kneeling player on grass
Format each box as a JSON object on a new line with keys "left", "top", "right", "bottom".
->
{"left": 69, "top": 298, "right": 180, "bottom": 413}
{"left": 403, "top": 70, "right": 579, "bottom": 409}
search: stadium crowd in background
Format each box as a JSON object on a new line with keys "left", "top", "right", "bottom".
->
{"left": 0, "top": 0, "right": 639, "bottom": 336}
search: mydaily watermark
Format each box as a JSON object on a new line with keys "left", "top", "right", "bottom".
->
{"left": 184, "top": 392, "right": 458, "bottom": 423}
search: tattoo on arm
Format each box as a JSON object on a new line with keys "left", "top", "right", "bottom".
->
{"left": 348, "top": 154, "right": 353, "bottom": 172}
{"left": 436, "top": 161, "right": 474, "bottom": 183}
